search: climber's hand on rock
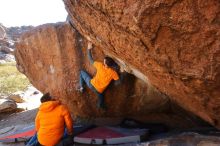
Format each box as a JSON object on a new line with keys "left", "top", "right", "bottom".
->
{"left": 88, "top": 42, "right": 93, "bottom": 50}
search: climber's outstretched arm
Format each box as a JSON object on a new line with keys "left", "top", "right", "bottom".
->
{"left": 87, "top": 42, "right": 94, "bottom": 64}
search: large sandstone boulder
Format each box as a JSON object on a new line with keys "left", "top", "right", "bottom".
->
{"left": 15, "top": 23, "right": 208, "bottom": 128}
{"left": 62, "top": 0, "right": 220, "bottom": 128}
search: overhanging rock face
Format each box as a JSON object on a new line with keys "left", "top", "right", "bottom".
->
{"left": 63, "top": 0, "right": 220, "bottom": 127}
{"left": 15, "top": 23, "right": 210, "bottom": 128}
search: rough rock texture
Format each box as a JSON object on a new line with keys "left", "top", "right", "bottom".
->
{"left": 0, "top": 99, "right": 17, "bottom": 113}
{"left": 124, "top": 133, "right": 220, "bottom": 146}
{"left": 15, "top": 23, "right": 209, "bottom": 128}
{"left": 63, "top": 0, "right": 220, "bottom": 127}
{"left": 7, "top": 91, "right": 25, "bottom": 103}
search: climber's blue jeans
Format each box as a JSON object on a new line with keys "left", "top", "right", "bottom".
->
{"left": 79, "top": 70, "right": 105, "bottom": 108}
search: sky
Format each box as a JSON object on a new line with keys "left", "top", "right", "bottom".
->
{"left": 0, "top": 0, "right": 68, "bottom": 27}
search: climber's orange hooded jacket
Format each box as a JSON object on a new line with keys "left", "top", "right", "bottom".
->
{"left": 35, "top": 101, "right": 73, "bottom": 146}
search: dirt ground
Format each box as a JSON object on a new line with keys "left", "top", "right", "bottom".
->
{"left": 0, "top": 109, "right": 37, "bottom": 128}
{"left": 0, "top": 86, "right": 41, "bottom": 146}
{"left": 0, "top": 110, "right": 38, "bottom": 146}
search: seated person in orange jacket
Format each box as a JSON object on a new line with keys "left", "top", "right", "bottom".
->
{"left": 35, "top": 93, "right": 73, "bottom": 146}
{"left": 78, "top": 42, "right": 120, "bottom": 109}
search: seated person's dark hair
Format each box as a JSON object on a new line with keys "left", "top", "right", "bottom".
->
{"left": 40, "top": 93, "right": 52, "bottom": 103}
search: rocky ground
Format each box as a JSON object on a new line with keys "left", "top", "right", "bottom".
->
{"left": 0, "top": 86, "right": 41, "bottom": 125}
{"left": 0, "top": 86, "right": 41, "bottom": 146}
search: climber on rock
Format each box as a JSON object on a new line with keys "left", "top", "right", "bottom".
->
{"left": 77, "top": 41, "right": 120, "bottom": 109}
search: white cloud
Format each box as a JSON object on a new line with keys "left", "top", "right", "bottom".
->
{"left": 0, "top": 0, "right": 67, "bottom": 27}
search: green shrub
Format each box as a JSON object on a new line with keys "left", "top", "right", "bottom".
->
{"left": 0, "top": 62, "right": 30, "bottom": 96}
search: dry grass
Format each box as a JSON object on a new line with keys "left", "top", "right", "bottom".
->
{"left": 0, "top": 62, "right": 30, "bottom": 96}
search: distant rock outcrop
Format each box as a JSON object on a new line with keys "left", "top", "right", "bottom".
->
{"left": 0, "top": 24, "right": 6, "bottom": 40}
{"left": 6, "top": 26, "right": 34, "bottom": 42}
{"left": 0, "top": 24, "right": 33, "bottom": 63}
